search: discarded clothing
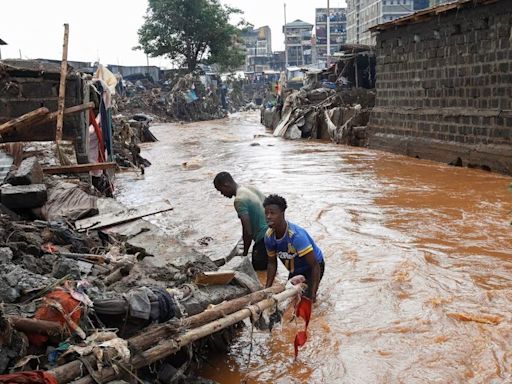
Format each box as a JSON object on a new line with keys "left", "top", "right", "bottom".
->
{"left": 40, "top": 181, "right": 98, "bottom": 221}
{"left": 95, "top": 287, "right": 180, "bottom": 326}
{"left": 0, "top": 371, "right": 57, "bottom": 384}
{"left": 152, "top": 287, "right": 181, "bottom": 322}
{"left": 27, "top": 289, "right": 83, "bottom": 347}
{"left": 185, "top": 89, "right": 198, "bottom": 103}
{"left": 125, "top": 287, "right": 155, "bottom": 320}
{"left": 294, "top": 296, "right": 312, "bottom": 359}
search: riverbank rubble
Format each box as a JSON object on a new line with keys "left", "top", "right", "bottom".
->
{"left": 0, "top": 57, "right": 302, "bottom": 383}
{"left": 0, "top": 138, "right": 301, "bottom": 383}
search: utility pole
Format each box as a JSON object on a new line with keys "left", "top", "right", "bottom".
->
{"left": 284, "top": 2, "right": 288, "bottom": 70}
{"left": 327, "top": 0, "right": 331, "bottom": 67}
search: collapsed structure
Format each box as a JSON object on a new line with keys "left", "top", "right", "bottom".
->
{"left": 261, "top": 45, "right": 376, "bottom": 146}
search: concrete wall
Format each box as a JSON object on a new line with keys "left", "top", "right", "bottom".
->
{"left": 368, "top": 1, "right": 512, "bottom": 174}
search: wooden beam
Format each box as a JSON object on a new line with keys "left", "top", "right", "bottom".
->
{"left": 34, "top": 102, "right": 95, "bottom": 126}
{"left": 56, "top": 23, "right": 69, "bottom": 142}
{"left": 42, "top": 162, "right": 117, "bottom": 175}
{"left": 0, "top": 107, "right": 49, "bottom": 135}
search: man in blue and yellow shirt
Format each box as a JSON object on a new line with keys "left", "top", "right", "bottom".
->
{"left": 263, "top": 194, "right": 325, "bottom": 302}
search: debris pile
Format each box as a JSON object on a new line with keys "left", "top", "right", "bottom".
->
{"left": 0, "top": 144, "right": 298, "bottom": 383}
{"left": 262, "top": 53, "right": 376, "bottom": 147}
{"left": 115, "top": 74, "right": 228, "bottom": 123}
{"left": 111, "top": 113, "right": 155, "bottom": 170}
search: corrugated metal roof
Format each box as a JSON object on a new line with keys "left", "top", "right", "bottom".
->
{"left": 0, "top": 150, "right": 13, "bottom": 183}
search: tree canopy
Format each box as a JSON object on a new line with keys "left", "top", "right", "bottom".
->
{"left": 136, "top": 0, "right": 245, "bottom": 72}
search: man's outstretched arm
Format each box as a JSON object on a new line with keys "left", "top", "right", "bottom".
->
{"left": 239, "top": 214, "right": 252, "bottom": 256}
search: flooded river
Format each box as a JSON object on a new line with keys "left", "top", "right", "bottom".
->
{"left": 116, "top": 111, "right": 512, "bottom": 383}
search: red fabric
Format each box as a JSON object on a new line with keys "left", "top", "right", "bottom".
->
{"left": 293, "top": 297, "right": 312, "bottom": 359}
{"left": 0, "top": 371, "right": 57, "bottom": 384}
{"left": 89, "top": 108, "right": 106, "bottom": 162}
{"left": 27, "top": 290, "right": 81, "bottom": 347}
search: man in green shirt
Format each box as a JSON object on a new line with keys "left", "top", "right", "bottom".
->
{"left": 213, "top": 172, "right": 268, "bottom": 270}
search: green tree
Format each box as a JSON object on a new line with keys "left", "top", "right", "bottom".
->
{"left": 136, "top": 0, "right": 245, "bottom": 72}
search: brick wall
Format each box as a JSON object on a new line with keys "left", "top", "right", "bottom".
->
{"left": 0, "top": 62, "right": 89, "bottom": 163}
{"left": 368, "top": 1, "right": 512, "bottom": 174}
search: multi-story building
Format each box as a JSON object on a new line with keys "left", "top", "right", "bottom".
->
{"left": 347, "top": 0, "right": 429, "bottom": 45}
{"left": 270, "top": 51, "right": 286, "bottom": 72}
{"left": 283, "top": 19, "right": 314, "bottom": 67}
{"left": 315, "top": 8, "right": 347, "bottom": 65}
{"left": 241, "top": 26, "right": 272, "bottom": 72}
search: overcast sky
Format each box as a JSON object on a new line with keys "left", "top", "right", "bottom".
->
{"left": 0, "top": 0, "right": 346, "bottom": 68}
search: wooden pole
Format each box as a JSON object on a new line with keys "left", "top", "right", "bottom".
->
{"left": 103, "top": 265, "right": 132, "bottom": 286}
{"left": 51, "top": 285, "right": 301, "bottom": 384}
{"left": 56, "top": 23, "right": 69, "bottom": 142}
{"left": 8, "top": 316, "right": 64, "bottom": 336}
{"left": 129, "top": 285, "right": 285, "bottom": 350}
{"left": 35, "top": 102, "right": 94, "bottom": 127}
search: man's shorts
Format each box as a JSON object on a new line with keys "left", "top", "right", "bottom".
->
{"left": 288, "top": 260, "right": 325, "bottom": 299}
{"left": 251, "top": 238, "right": 268, "bottom": 271}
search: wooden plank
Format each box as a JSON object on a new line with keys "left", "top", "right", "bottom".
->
{"left": 34, "top": 102, "right": 95, "bottom": 126}
{"left": 194, "top": 271, "right": 236, "bottom": 286}
{"left": 74, "top": 200, "right": 173, "bottom": 231}
{"left": 56, "top": 23, "right": 69, "bottom": 142}
{"left": 0, "top": 107, "right": 49, "bottom": 135}
{"left": 42, "top": 162, "right": 117, "bottom": 174}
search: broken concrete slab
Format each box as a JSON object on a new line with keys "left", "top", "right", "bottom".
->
{"left": 1, "top": 184, "right": 47, "bottom": 209}
{"left": 9, "top": 156, "right": 43, "bottom": 185}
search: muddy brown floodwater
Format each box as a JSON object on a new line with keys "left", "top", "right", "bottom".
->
{"left": 116, "top": 111, "right": 512, "bottom": 384}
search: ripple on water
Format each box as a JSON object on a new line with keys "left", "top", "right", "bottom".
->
{"left": 116, "top": 112, "right": 512, "bottom": 383}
